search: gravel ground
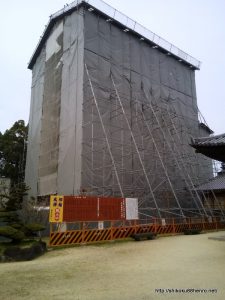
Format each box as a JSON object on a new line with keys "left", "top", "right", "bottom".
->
{"left": 0, "top": 230, "right": 225, "bottom": 300}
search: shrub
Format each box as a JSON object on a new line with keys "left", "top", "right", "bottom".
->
{"left": 3, "top": 241, "right": 47, "bottom": 261}
{"left": 0, "top": 226, "right": 25, "bottom": 242}
{"left": 10, "top": 223, "right": 23, "bottom": 230}
{"left": 25, "top": 223, "right": 46, "bottom": 232}
{"left": 0, "top": 211, "right": 19, "bottom": 223}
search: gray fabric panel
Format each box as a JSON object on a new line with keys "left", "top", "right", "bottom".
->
{"left": 130, "top": 36, "right": 141, "bottom": 74}
{"left": 159, "top": 52, "right": 192, "bottom": 96}
{"left": 82, "top": 10, "right": 212, "bottom": 212}
{"left": 111, "top": 24, "right": 123, "bottom": 67}
{"left": 98, "top": 16, "right": 111, "bottom": 60}
{"left": 84, "top": 10, "right": 99, "bottom": 55}
{"left": 190, "top": 71, "right": 197, "bottom": 105}
{"left": 143, "top": 46, "right": 160, "bottom": 83}
{"left": 38, "top": 21, "right": 63, "bottom": 195}
{"left": 57, "top": 10, "right": 84, "bottom": 195}
{"left": 25, "top": 47, "right": 46, "bottom": 198}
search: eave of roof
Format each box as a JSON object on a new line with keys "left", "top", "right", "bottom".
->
{"left": 191, "top": 133, "right": 225, "bottom": 163}
{"left": 196, "top": 173, "right": 225, "bottom": 191}
{"left": 199, "top": 122, "right": 214, "bottom": 134}
{"left": 191, "top": 133, "right": 225, "bottom": 147}
{"left": 28, "top": 0, "right": 201, "bottom": 70}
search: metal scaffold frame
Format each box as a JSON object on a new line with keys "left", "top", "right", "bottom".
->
{"left": 25, "top": 0, "right": 225, "bottom": 235}
{"left": 82, "top": 64, "right": 223, "bottom": 221}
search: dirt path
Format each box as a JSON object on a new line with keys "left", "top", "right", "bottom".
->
{"left": 1, "top": 231, "right": 225, "bottom": 300}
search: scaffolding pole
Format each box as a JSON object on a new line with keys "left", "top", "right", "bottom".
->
{"left": 111, "top": 74, "right": 162, "bottom": 219}
{"left": 85, "top": 63, "right": 124, "bottom": 197}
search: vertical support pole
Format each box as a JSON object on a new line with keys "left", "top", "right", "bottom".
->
{"left": 134, "top": 219, "right": 137, "bottom": 234}
{"left": 111, "top": 74, "right": 161, "bottom": 219}
{"left": 49, "top": 223, "right": 53, "bottom": 246}
{"left": 165, "top": 105, "right": 209, "bottom": 218}
{"left": 110, "top": 221, "right": 114, "bottom": 241}
{"left": 172, "top": 218, "right": 175, "bottom": 234}
{"left": 140, "top": 96, "right": 185, "bottom": 218}
{"left": 211, "top": 190, "right": 225, "bottom": 218}
{"left": 154, "top": 218, "right": 157, "bottom": 234}
{"left": 202, "top": 217, "right": 205, "bottom": 231}
{"left": 188, "top": 217, "right": 191, "bottom": 230}
{"left": 85, "top": 64, "right": 124, "bottom": 198}
{"left": 141, "top": 108, "right": 183, "bottom": 218}
{"left": 81, "top": 221, "right": 85, "bottom": 244}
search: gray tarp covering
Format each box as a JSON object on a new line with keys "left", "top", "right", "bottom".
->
{"left": 26, "top": 10, "right": 84, "bottom": 197}
{"left": 38, "top": 21, "right": 63, "bottom": 195}
{"left": 81, "top": 10, "right": 212, "bottom": 212}
{"left": 57, "top": 11, "right": 84, "bottom": 195}
{"left": 25, "top": 47, "right": 46, "bottom": 197}
{"left": 26, "top": 7, "right": 213, "bottom": 217}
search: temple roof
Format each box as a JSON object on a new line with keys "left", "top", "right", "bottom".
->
{"left": 196, "top": 173, "right": 225, "bottom": 191}
{"left": 191, "top": 133, "right": 225, "bottom": 163}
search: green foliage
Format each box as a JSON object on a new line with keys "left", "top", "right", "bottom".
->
{"left": 4, "top": 182, "right": 29, "bottom": 211}
{"left": 0, "top": 125, "right": 46, "bottom": 244}
{"left": 0, "top": 209, "right": 20, "bottom": 223}
{"left": 0, "top": 181, "right": 45, "bottom": 243}
{"left": 0, "top": 210, "right": 17, "bottom": 219}
{"left": 3, "top": 240, "right": 47, "bottom": 261}
{"left": 23, "top": 223, "right": 46, "bottom": 238}
{"left": 0, "top": 226, "right": 25, "bottom": 242}
{"left": 0, "top": 221, "right": 45, "bottom": 242}
{"left": 25, "top": 223, "right": 46, "bottom": 232}
{"left": 0, "top": 120, "right": 28, "bottom": 184}
{"left": 10, "top": 223, "right": 23, "bottom": 230}
{"left": 0, "top": 226, "right": 18, "bottom": 236}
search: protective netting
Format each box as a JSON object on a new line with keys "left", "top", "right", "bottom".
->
{"left": 25, "top": 5, "right": 223, "bottom": 219}
{"left": 81, "top": 10, "right": 213, "bottom": 218}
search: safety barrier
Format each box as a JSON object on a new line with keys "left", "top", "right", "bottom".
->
{"left": 49, "top": 218, "right": 225, "bottom": 246}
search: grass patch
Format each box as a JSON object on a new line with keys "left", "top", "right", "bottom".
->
{"left": 0, "top": 231, "right": 224, "bottom": 300}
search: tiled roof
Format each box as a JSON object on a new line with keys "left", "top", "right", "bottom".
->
{"left": 191, "top": 133, "right": 225, "bottom": 147}
{"left": 191, "top": 133, "right": 225, "bottom": 163}
{"left": 196, "top": 173, "right": 225, "bottom": 191}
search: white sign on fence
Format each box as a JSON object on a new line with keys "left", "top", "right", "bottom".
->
{"left": 125, "top": 198, "right": 138, "bottom": 220}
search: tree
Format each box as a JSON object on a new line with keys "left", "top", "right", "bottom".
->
{"left": 0, "top": 186, "right": 45, "bottom": 244}
{"left": 1, "top": 182, "right": 29, "bottom": 211}
{"left": 0, "top": 121, "right": 47, "bottom": 247}
{"left": 0, "top": 120, "right": 28, "bottom": 185}
{"left": 0, "top": 183, "right": 29, "bottom": 243}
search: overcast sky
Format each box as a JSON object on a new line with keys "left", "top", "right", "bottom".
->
{"left": 0, "top": 0, "right": 224, "bottom": 134}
